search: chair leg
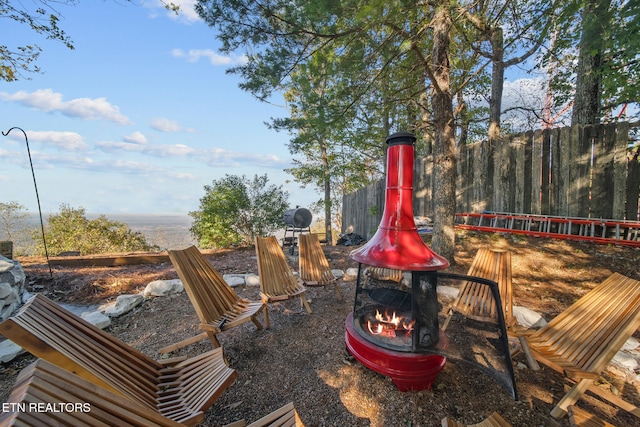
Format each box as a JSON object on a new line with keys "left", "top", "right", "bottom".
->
{"left": 441, "top": 309, "right": 454, "bottom": 331}
{"left": 550, "top": 378, "right": 592, "bottom": 418}
{"left": 301, "top": 295, "right": 312, "bottom": 314}
{"left": 333, "top": 282, "right": 343, "bottom": 300}
{"left": 251, "top": 316, "right": 264, "bottom": 331}
{"left": 205, "top": 330, "right": 222, "bottom": 348}
{"left": 263, "top": 306, "right": 270, "bottom": 329}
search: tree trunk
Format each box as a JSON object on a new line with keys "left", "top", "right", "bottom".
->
{"left": 321, "top": 139, "right": 332, "bottom": 245}
{"left": 571, "top": 0, "right": 607, "bottom": 125}
{"left": 420, "top": 89, "right": 433, "bottom": 154}
{"left": 488, "top": 27, "right": 504, "bottom": 142}
{"left": 429, "top": 2, "right": 457, "bottom": 263}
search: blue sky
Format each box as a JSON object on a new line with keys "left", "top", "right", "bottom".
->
{"left": 1, "top": 1, "right": 311, "bottom": 216}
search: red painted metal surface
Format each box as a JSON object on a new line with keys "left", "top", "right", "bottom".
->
{"left": 350, "top": 133, "right": 449, "bottom": 271}
{"left": 455, "top": 212, "right": 640, "bottom": 248}
{"left": 345, "top": 313, "right": 447, "bottom": 391}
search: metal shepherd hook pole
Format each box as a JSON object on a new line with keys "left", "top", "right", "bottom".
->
{"left": 2, "top": 127, "right": 53, "bottom": 278}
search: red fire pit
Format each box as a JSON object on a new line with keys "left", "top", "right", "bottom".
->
{"left": 345, "top": 312, "right": 447, "bottom": 391}
{"left": 345, "top": 132, "right": 451, "bottom": 391}
{"left": 344, "top": 133, "right": 518, "bottom": 399}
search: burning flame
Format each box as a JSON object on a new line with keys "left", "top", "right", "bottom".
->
{"left": 366, "top": 309, "right": 415, "bottom": 337}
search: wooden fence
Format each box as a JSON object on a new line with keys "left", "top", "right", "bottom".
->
{"left": 342, "top": 122, "right": 640, "bottom": 239}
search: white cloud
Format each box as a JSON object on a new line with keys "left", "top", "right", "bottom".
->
{"left": 143, "top": 143, "right": 197, "bottom": 157}
{"left": 123, "top": 131, "right": 148, "bottom": 145}
{"left": 95, "top": 141, "right": 145, "bottom": 153}
{"left": 171, "top": 48, "right": 248, "bottom": 66}
{"left": 96, "top": 139, "right": 196, "bottom": 157}
{"left": 7, "top": 130, "right": 89, "bottom": 151}
{"left": 0, "top": 89, "right": 131, "bottom": 125}
{"left": 13, "top": 151, "right": 92, "bottom": 170}
{"left": 167, "top": 171, "right": 197, "bottom": 180}
{"left": 95, "top": 136, "right": 289, "bottom": 168}
{"left": 151, "top": 117, "right": 195, "bottom": 133}
{"left": 109, "top": 159, "right": 163, "bottom": 174}
{"left": 153, "top": 0, "right": 201, "bottom": 24}
{"left": 204, "top": 148, "right": 290, "bottom": 169}
{"left": 502, "top": 77, "right": 545, "bottom": 111}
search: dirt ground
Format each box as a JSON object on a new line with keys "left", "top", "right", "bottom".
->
{"left": 2, "top": 231, "right": 640, "bottom": 426}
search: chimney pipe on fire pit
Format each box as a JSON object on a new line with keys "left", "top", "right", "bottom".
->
{"left": 350, "top": 132, "right": 448, "bottom": 271}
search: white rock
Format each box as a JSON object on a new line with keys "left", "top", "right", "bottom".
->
{"left": 343, "top": 267, "right": 359, "bottom": 281}
{"left": 0, "top": 302, "right": 18, "bottom": 322}
{"left": 0, "top": 282, "right": 12, "bottom": 299}
{"left": 102, "top": 294, "right": 143, "bottom": 317}
{"left": 2, "top": 288, "right": 19, "bottom": 305}
{"left": 22, "top": 290, "right": 33, "bottom": 304}
{"left": 245, "top": 274, "right": 261, "bottom": 287}
{"left": 144, "top": 279, "right": 183, "bottom": 297}
{"left": 331, "top": 269, "right": 344, "bottom": 279}
{"left": 437, "top": 285, "right": 459, "bottom": 299}
{"left": 224, "top": 275, "right": 245, "bottom": 287}
{"left": 513, "top": 305, "right": 548, "bottom": 329}
{"left": 621, "top": 336, "right": 639, "bottom": 351}
{"left": 81, "top": 310, "right": 111, "bottom": 329}
{"left": 612, "top": 350, "right": 639, "bottom": 371}
{"left": 0, "top": 339, "right": 24, "bottom": 363}
{"left": 0, "top": 258, "right": 13, "bottom": 273}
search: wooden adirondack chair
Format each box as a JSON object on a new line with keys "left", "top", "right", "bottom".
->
{"left": 568, "top": 406, "right": 617, "bottom": 427}
{"left": 519, "top": 272, "right": 640, "bottom": 419}
{"left": 442, "top": 248, "right": 515, "bottom": 330}
{"left": 255, "top": 236, "right": 311, "bottom": 326}
{"left": 298, "top": 233, "right": 342, "bottom": 300}
{"left": 0, "top": 294, "right": 237, "bottom": 426}
{"left": 161, "top": 245, "right": 266, "bottom": 352}
{"left": 0, "top": 358, "right": 182, "bottom": 427}
{"left": 441, "top": 412, "right": 511, "bottom": 427}
{"left": 223, "top": 402, "right": 304, "bottom": 427}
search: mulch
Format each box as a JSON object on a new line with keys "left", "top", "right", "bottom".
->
{"left": 2, "top": 231, "right": 640, "bottom": 426}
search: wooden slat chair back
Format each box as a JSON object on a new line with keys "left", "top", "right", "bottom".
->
{"left": 441, "top": 412, "right": 511, "bottom": 427}
{"left": 298, "top": 233, "right": 343, "bottom": 300}
{"left": 163, "top": 246, "right": 266, "bottom": 351}
{"left": 0, "top": 294, "right": 237, "bottom": 426}
{"left": 568, "top": 406, "right": 616, "bottom": 427}
{"left": 0, "top": 359, "right": 182, "bottom": 427}
{"left": 442, "top": 248, "right": 514, "bottom": 330}
{"left": 223, "top": 402, "right": 304, "bottom": 427}
{"left": 368, "top": 266, "right": 404, "bottom": 283}
{"left": 255, "top": 236, "right": 311, "bottom": 326}
{"left": 520, "top": 272, "right": 640, "bottom": 419}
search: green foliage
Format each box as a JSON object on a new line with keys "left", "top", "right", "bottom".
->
{"left": 543, "top": 0, "right": 640, "bottom": 123}
{"left": 1, "top": 1, "right": 76, "bottom": 82}
{"left": 0, "top": 201, "right": 29, "bottom": 241}
{"left": 189, "top": 174, "right": 289, "bottom": 249}
{"left": 0, "top": 201, "right": 36, "bottom": 256}
{"left": 32, "top": 204, "right": 157, "bottom": 256}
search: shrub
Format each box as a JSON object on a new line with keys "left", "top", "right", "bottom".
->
{"left": 189, "top": 174, "right": 289, "bottom": 249}
{"left": 32, "top": 204, "right": 158, "bottom": 256}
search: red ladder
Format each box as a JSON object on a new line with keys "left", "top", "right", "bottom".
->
{"left": 455, "top": 212, "right": 640, "bottom": 248}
